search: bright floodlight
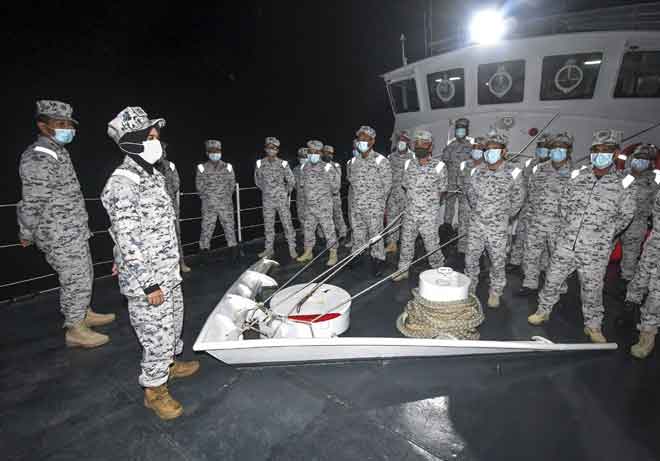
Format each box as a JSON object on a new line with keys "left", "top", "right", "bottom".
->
{"left": 469, "top": 9, "right": 506, "bottom": 45}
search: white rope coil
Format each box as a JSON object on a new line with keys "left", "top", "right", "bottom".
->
{"left": 396, "top": 289, "right": 484, "bottom": 340}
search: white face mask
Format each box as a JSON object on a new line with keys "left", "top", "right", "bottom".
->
{"left": 357, "top": 141, "right": 370, "bottom": 153}
{"left": 140, "top": 140, "right": 164, "bottom": 164}
{"left": 397, "top": 141, "right": 407, "bottom": 152}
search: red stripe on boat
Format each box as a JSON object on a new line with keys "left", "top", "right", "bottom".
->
{"left": 288, "top": 313, "right": 341, "bottom": 323}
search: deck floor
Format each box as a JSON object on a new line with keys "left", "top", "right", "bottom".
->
{"left": 2, "top": 234, "right": 659, "bottom": 461}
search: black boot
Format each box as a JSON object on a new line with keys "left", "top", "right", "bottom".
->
{"left": 372, "top": 258, "right": 386, "bottom": 277}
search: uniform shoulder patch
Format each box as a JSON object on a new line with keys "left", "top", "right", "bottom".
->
{"left": 375, "top": 154, "right": 385, "bottom": 165}
{"left": 532, "top": 165, "right": 539, "bottom": 175}
{"left": 112, "top": 169, "right": 141, "bottom": 184}
{"left": 227, "top": 163, "right": 233, "bottom": 173}
{"left": 580, "top": 165, "right": 588, "bottom": 171}
{"left": 301, "top": 163, "right": 305, "bottom": 171}
{"left": 282, "top": 160, "right": 288, "bottom": 168}
{"left": 169, "top": 162, "right": 176, "bottom": 171}
{"left": 350, "top": 158, "right": 356, "bottom": 165}
{"left": 197, "top": 164, "right": 205, "bottom": 173}
{"left": 570, "top": 169, "right": 582, "bottom": 179}
{"left": 622, "top": 174, "right": 635, "bottom": 189}
{"left": 334, "top": 162, "right": 340, "bottom": 169}
{"left": 511, "top": 167, "right": 522, "bottom": 180}
{"left": 470, "top": 168, "right": 477, "bottom": 177}
{"left": 525, "top": 159, "right": 533, "bottom": 168}
{"left": 654, "top": 170, "right": 660, "bottom": 185}
{"left": 404, "top": 159, "right": 411, "bottom": 171}
{"left": 256, "top": 159, "right": 262, "bottom": 168}
{"left": 435, "top": 162, "right": 445, "bottom": 174}
{"left": 34, "top": 145, "right": 58, "bottom": 160}
{"left": 460, "top": 160, "right": 467, "bottom": 171}
{"left": 324, "top": 163, "right": 332, "bottom": 172}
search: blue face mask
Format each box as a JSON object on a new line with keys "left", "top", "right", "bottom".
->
{"left": 591, "top": 152, "right": 614, "bottom": 169}
{"left": 631, "top": 158, "right": 650, "bottom": 171}
{"left": 550, "top": 148, "right": 567, "bottom": 163}
{"left": 209, "top": 153, "right": 222, "bottom": 161}
{"left": 471, "top": 149, "right": 483, "bottom": 161}
{"left": 54, "top": 128, "right": 75, "bottom": 145}
{"left": 309, "top": 153, "right": 321, "bottom": 164}
{"left": 484, "top": 148, "right": 502, "bottom": 165}
{"left": 535, "top": 147, "right": 549, "bottom": 159}
{"left": 352, "top": 148, "right": 359, "bottom": 158}
{"left": 455, "top": 128, "right": 467, "bottom": 139}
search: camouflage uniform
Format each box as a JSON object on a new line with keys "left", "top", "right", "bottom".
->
{"left": 386, "top": 149, "right": 414, "bottom": 245}
{"left": 465, "top": 162, "right": 525, "bottom": 296}
{"left": 17, "top": 134, "right": 93, "bottom": 327}
{"left": 457, "top": 159, "right": 480, "bottom": 253}
{"left": 102, "top": 155, "right": 183, "bottom": 387}
{"left": 196, "top": 160, "right": 237, "bottom": 249}
{"left": 300, "top": 161, "right": 340, "bottom": 249}
{"left": 254, "top": 156, "right": 296, "bottom": 252}
{"left": 398, "top": 157, "right": 448, "bottom": 271}
{"left": 620, "top": 169, "right": 656, "bottom": 280}
{"left": 536, "top": 167, "right": 636, "bottom": 328}
{"left": 441, "top": 139, "right": 472, "bottom": 226}
{"left": 329, "top": 161, "right": 348, "bottom": 238}
{"left": 293, "top": 160, "right": 306, "bottom": 227}
{"left": 155, "top": 157, "right": 185, "bottom": 260}
{"left": 521, "top": 161, "right": 572, "bottom": 289}
{"left": 347, "top": 150, "right": 392, "bottom": 261}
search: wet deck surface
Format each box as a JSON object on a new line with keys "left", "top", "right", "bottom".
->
{"left": 2, "top": 234, "right": 659, "bottom": 460}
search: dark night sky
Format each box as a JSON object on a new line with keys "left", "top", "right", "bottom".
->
{"left": 0, "top": 0, "right": 652, "bottom": 297}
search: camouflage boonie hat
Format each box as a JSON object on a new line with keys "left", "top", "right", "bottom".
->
{"left": 36, "top": 100, "right": 79, "bottom": 125}
{"left": 455, "top": 118, "right": 469, "bottom": 128}
{"left": 297, "top": 147, "right": 308, "bottom": 157}
{"left": 205, "top": 140, "right": 222, "bottom": 151}
{"left": 486, "top": 129, "right": 508, "bottom": 146}
{"left": 414, "top": 129, "right": 433, "bottom": 142}
{"left": 552, "top": 132, "right": 574, "bottom": 146}
{"left": 472, "top": 136, "right": 488, "bottom": 147}
{"left": 632, "top": 143, "right": 657, "bottom": 159}
{"left": 356, "top": 125, "right": 376, "bottom": 138}
{"left": 323, "top": 145, "right": 335, "bottom": 154}
{"left": 307, "top": 140, "right": 324, "bottom": 150}
{"left": 265, "top": 137, "right": 280, "bottom": 147}
{"left": 107, "top": 106, "right": 166, "bottom": 144}
{"left": 592, "top": 129, "right": 623, "bottom": 147}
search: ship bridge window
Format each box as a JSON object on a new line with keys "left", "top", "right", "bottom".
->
{"left": 427, "top": 68, "right": 465, "bottom": 109}
{"left": 478, "top": 60, "right": 525, "bottom": 105}
{"left": 540, "top": 52, "right": 603, "bottom": 100}
{"left": 615, "top": 51, "right": 660, "bottom": 98}
{"left": 387, "top": 78, "right": 420, "bottom": 113}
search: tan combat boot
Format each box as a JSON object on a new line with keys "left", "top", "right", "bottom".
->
{"left": 392, "top": 271, "right": 409, "bottom": 282}
{"left": 487, "top": 292, "right": 500, "bottom": 309}
{"left": 65, "top": 322, "right": 109, "bottom": 349}
{"left": 289, "top": 247, "right": 298, "bottom": 259}
{"left": 296, "top": 248, "right": 313, "bottom": 263}
{"left": 170, "top": 360, "right": 200, "bottom": 380}
{"left": 144, "top": 384, "right": 183, "bottom": 420}
{"left": 385, "top": 241, "right": 398, "bottom": 254}
{"left": 258, "top": 248, "right": 274, "bottom": 258}
{"left": 584, "top": 326, "right": 607, "bottom": 344}
{"left": 631, "top": 331, "right": 656, "bottom": 359}
{"left": 84, "top": 308, "right": 115, "bottom": 327}
{"left": 326, "top": 249, "right": 338, "bottom": 267}
{"left": 528, "top": 311, "right": 550, "bottom": 326}
{"left": 180, "top": 262, "right": 192, "bottom": 273}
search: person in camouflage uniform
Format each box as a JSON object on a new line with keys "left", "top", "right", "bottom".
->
{"left": 322, "top": 144, "right": 348, "bottom": 242}
{"left": 155, "top": 142, "right": 191, "bottom": 273}
{"left": 620, "top": 144, "right": 658, "bottom": 281}
{"left": 528, "top": 129, "right": 636, "bottom": 344}
{"left": 296, "top": 140, "right": 340, "bottom": 266}
{"left": 441, "top": 118, "right": 473, "bottom": 230}
{"left": 196, "top": 139, "right": 239, "bottom": 261}
{"left": 343, "top": 139, "right": 359, "bottom": 249}
{"left": 465, "top": 130, "right": 526, "bottom": 308}
{"left": 393, "top": 130, "right": 448, "bottom": 281}
{"left": 627, "top": 174, "right": 660, "bottom": 358}
{"left": 17, "top": 100, "right": 114, "bottom": 349}
{"left": 456, "top": 136, "right": 487, "bottom": 254}
{"left": 348, "top": 126, "right": 392, "bottom": 276}
{"left": 518, "top": 132, "right": 573, "bottom": 295}
{"left": 508, "top": 133, "right": 553, "bottom": 268}
{"left": 103, "top": 106, "right": 199, "bottom": 420}
{"left": 385, "top": 130, "right": 414, "bottom": 254}
{"left": 293, "top": 147, "right": 308, "bottom": 228}
{"left": 254, "top": 137, "right": 297, "bottom": 259}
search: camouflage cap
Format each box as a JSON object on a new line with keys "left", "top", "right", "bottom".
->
{"left": 205, "top": 139, "right": 222, "bottom": 151}
{"left": 322, "top": 145, "right": 335, "bottom": 154}
{"left": 414, "top": 129, "right": 433, "bottom": 142}
{"left": 307, "top": 140, "right": 324, "bottom": 150}
{"left": 592, "top": 129, "right": 623, "bottom": 147}
{"left": 472, "top": 136, "right": 488, "bottom": 147}
{"left": 632, "top": 143, "right": 658, "bottom": 159}
{"left": 107, "top": 106, "right": 166, "bottom": 144}
{"left": 265, "top": 136, "right": 280, "bottom": 147}
{"left": 552, "top": 131, "right": 574, "bottom": 146}
{"left": 536, "top": 133, "right": 553, "bottom": 145}
{"left": 297, "top": 147, "right": 308, "bottom": 157}
{"left": 36, "top": 100, "right": 79, "bottom": 125}
{"left": 486, "top": 129, "right": 508, "bottom": 146}
{"left": 356, "top": 125, "right": 376, "bottom": 138}
{"left": 455, "top": 118, "right": 469, "bottom": 128}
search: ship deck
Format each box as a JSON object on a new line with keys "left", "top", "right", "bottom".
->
{"left": 2, "top": 233, "right": 659, "bottom": 461}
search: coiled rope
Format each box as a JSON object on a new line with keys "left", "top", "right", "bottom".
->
{"left": 396, "top": 288, "right": 485, "bottom": 340}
